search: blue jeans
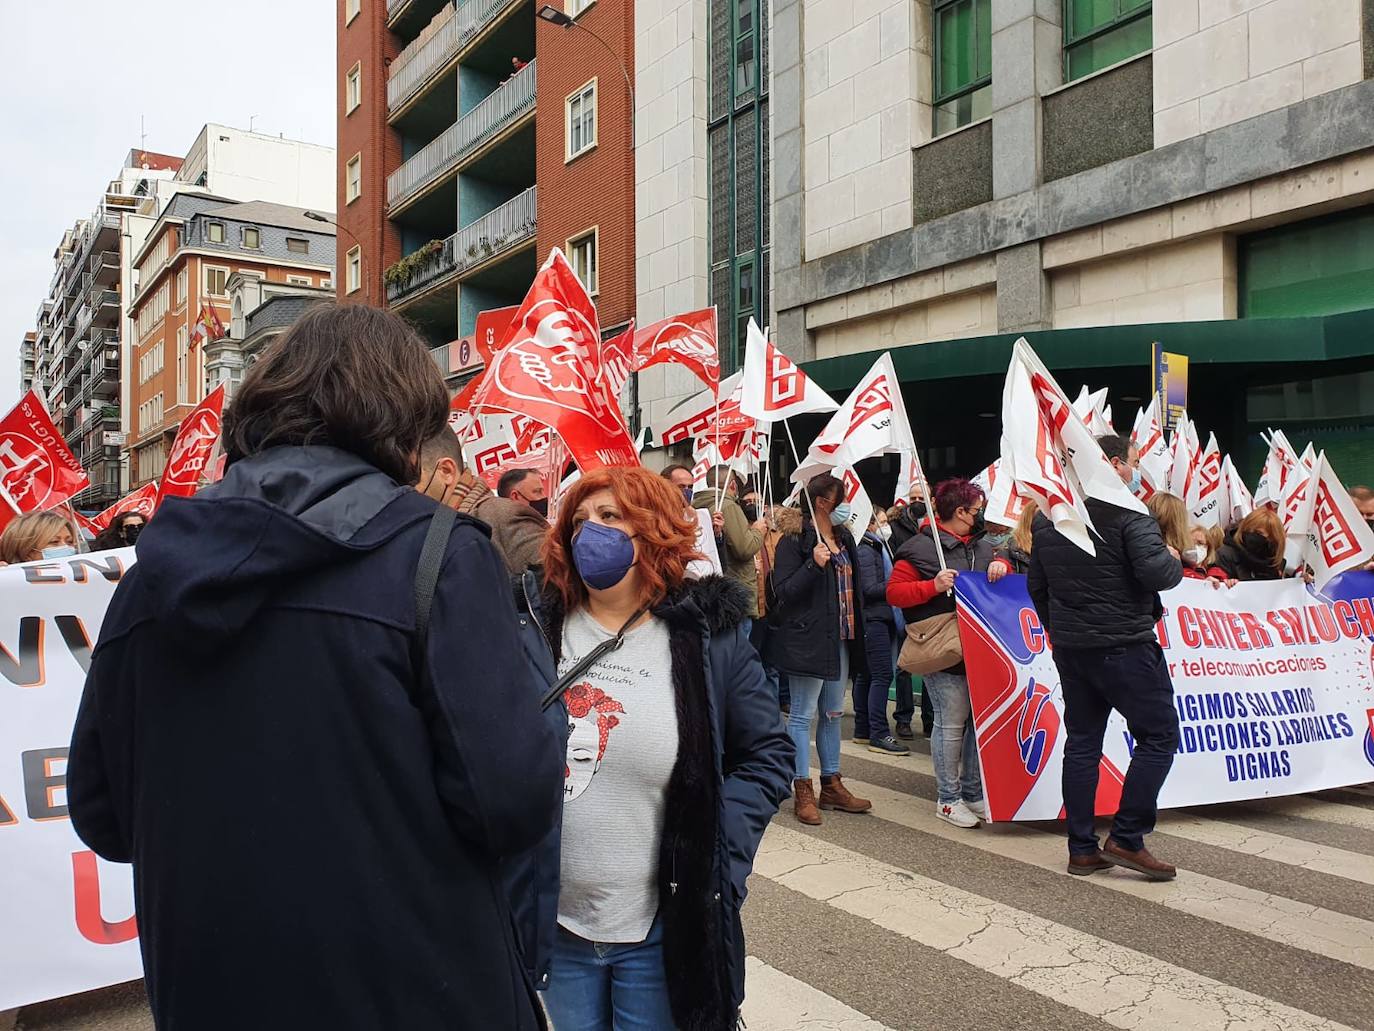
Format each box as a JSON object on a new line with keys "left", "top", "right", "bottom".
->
{"left": 923, "top": 669, "right": 983, "bottom": 805}
{"left": 543, "top": 915, "right": 675, "bottom": 1031}
{"left": 1054, "top": 642, "right": 1180, "bottom": 856}
{"left": 788, "top": 644, "right": 849, "bottom": 780}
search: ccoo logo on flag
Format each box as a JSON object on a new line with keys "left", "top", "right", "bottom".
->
{"left": 0, "top": 432, "right": 53, "bottom": 509}
{"left": 1315, "top": 483, "right": 1362, "bottom": 566}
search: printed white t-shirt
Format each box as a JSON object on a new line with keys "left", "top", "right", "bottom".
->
{"left": 557, "top": 608, "right": 680, "bottom": 943}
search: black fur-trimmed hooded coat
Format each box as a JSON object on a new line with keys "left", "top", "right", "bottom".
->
{"left": 530, "top": 575, "right": 794, "bottom": 1030}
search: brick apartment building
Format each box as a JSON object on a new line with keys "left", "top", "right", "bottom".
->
{"left": 126, "top": 197, "right": 335, "bottom": 488}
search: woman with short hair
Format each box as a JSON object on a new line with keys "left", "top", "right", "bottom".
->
{"left": 69, "top": 303, "right": 563, "bottom": 1031}
{"left": 0, "top": 510, "right": 76, "bottom": 564}
{"left": 536, "top": 465, "right": 792, "bottom": 1031}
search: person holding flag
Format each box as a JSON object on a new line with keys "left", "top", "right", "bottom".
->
{"left": 765, "top": 473, "right": 873, "bottom": 826}
{"left": 1027, "top": 434, "right": 1184, "bottom": 880}
{"left": 693, "top": 466, "right": 767, "bottom": 625}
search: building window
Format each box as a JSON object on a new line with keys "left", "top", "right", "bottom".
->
{"left": 346, "top": 154, "right": 362, "bottom": 203}
{"left": 1064, "top": 0, "right": 1152, "bottom": 81}
{"left": 733, "top": 0, "right": 756, "bottom": 93}
{"left": 287, "top": 275, "right": 312, "bottom": 286}
{"left": 322, "top": 277, "right": 332, "bottom": 289}
{"left": 204, "top": 266, "right": 229, "bottom": 297}
{"left": 735, "top": 256, "right": 755, "bottom": 352}
{"left": 346, "top": 0, "right": 360, "bottom": 23}
{"left": 242, "top": 227, "right": 261, "bottom": 249}
{"left": 286, "top": 237, "right": 309, "bottom": 254}
{"left": 346, "top": 247, "right": 361, "bottom": 294}
{"left": 566, "top": 81, "right": 597, "bottom": 161}
{"left": 567, "top": 0, "right": 594, "bottom": 14}
{"left": 346, "top": 62, "right": 362, "bottom": 114}
{"left": 568, "top": 229, "right": 598, "bottom": 294}
{"left": 933, "top": 0, "right": 992, "bottom": 135}
{"left": 175, "top": 268, "right": 188, "bottom": 307}
{"left": 177, "top": 327, "right": 189, "bottom": 405}
{"left": 206, "top": 222, "right": 225, "bottom": 244}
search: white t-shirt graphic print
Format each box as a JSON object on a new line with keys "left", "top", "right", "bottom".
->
{"left": 557, "top": 609, "right": 680, "bottom": 943}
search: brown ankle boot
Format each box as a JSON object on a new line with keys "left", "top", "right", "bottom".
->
{"left": 793, "top": 778, "right": 821, "bottom": 825}
{"left": 818, "top": 774, "right": 872, "bottom": 814}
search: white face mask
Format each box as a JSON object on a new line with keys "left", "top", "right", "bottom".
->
{"left": 876, "top": 524, "right": 892, "bottom": 541}
{"left": 1186, "top": 545, "right": 1207, "bottom": 566}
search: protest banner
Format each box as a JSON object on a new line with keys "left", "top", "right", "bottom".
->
{"left": 0, "top": 549, "right": 143, "bottom": 1011}
{"left": 957, "top": 571, "right": 1374, "bottom": 822}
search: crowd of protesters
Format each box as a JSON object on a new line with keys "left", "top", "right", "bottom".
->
{"left": 35, "top": 303, "right": 1365, "bottom": 1030}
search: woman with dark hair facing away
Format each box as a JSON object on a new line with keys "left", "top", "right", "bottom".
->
{"left": 765, "top": 473, "right": 874, "bottom": 825}
{"left": 1214, "top": 507, "right": 1288, "bottom": 581}
{"left": 67, "top": 304, "right": 563, "bottom": 1031}
{"left": 536, "top": 465, "right": 792, "bottom": 1030}
{"left": 91, "top": 511, "right": 147, "bottom": 552}
{"left": 887, "top": 479, "right": 1010, "bottom": 829}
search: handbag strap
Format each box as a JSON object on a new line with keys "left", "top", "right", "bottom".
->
{"left": 540, "top": 607, "right": 646, "bottom": 711}
{"left": 413, "top": 506, "right": 458, "bottom": 671}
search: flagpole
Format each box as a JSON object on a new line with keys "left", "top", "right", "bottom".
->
{"left": 781, "top": 418, "right": 820, "bottom": 526}
{"left": 912, "top": 449, "right": 949, "bottom": 580}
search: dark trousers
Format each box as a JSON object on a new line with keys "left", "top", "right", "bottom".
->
{"left": 1053, "top": 641, "right": 1180, "bottom": 856}
{"left": 857, "top": 620, "right": 895, "bottom": 739}
{"left": 893, "top": 670, "right": 915, "bottom": 727}
{"left": 750, "top": 618, "right": 790, "bottom": 710}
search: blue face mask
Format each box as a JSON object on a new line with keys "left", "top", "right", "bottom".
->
{"left": 572, "top": 520, "right": 636, "bottom": 590}
{"left": 42, "top": 546, "right": 77, "bottom": 560}
{"left": 1128, "top": 467, "right": 1143, "bottom": 495}
{"left": 986, "top": 531, "right": 1012, "bottom": 549}
{"left": 829, "top": 502, "right": 853, "bottom": 527}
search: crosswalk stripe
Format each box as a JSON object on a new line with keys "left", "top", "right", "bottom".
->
{"left": 826, "top": 775, "right": 1374, "bottom": 972}
{"left": 754, "top": 824, "right": 1359, "bottom": 1031}
{"left": 740, "top": 957, "right": 893, "bottom": 1031}
{"left": 1159, "top": 814, "right": 1374, "bottom": 885}
{"left": 838, "top": 739, "right": 1374, "bottom": 874}
{"left": 1233, "top": 794, "right": 1374, "bottom": 832}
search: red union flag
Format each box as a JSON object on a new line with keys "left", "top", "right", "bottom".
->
{"left": 632, "top": 308, "right": 720, "bottom": 390}
{"left": 659, "top": 372, "right": 754, "bottom": 445}
{"left": 793, "top": 352, "right": 914, "bottom": 484}
{"left": 93, "top": 482, "right": 160, "bottom": 530}
{"left": 0, "top": 390, "right": 89, "bottom": 512}
{"left": 472, "top": 249, "right": 638, "bottom": 470}
{"left": 738, "top": 318, "right": 837, "bottom": 423}
{"left": 473, "top": 305, "right": 520, "bottom": 366}
{"left": 600, "top": 321, "right": 636, "bottom": 399}
{"left": 159, "top": 385, "right": 226, "bottom": 499}
{"left": 1295, "top": 452, "right": 1374, "bottom": 590}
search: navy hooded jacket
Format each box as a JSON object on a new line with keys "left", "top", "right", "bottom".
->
{"left": 67, "top": 446, "right": 563, "bottom": 1031}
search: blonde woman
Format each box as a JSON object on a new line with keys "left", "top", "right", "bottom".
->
{"left": 0, "top": 511, "right": 77, "bottom": 565}
{"left": 1147, "top": 494, "right": 1222, "bottom": 584}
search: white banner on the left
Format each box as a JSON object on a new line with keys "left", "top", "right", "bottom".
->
{"left": 0, "top": 548, "right": 143, "bottom": 1011}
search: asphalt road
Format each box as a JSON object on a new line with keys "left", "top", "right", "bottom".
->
{"left": 9, "top": 724, "right": 1373, "bottom": 1031}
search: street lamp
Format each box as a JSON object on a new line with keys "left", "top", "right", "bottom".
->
{"left": 536, "top": 4, "right": 640, "bottom": 431}
{"left": 303, "top": 211, "right": 367, "bottom": 304}
{"left": 536, "top": 5, "right": 635, "bottom": 141}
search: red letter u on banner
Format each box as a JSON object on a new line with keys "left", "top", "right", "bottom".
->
{"left": 71, "top": 850, "right": 137, "bottom": 945}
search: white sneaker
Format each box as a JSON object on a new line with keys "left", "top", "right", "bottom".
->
{"left": 936, "top": 800, "right": 981, "bottom": 828}
{"left": 965, "top": 798, "right": 987, "bottom": 820}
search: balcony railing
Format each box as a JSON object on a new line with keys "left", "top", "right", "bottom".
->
{"left": 386, "top": 185, "right": 537, "bottom": 303}
{"left": 387, "top": 3, "right": 459, "bottom": 113}
{"left": 388, "top": 60, "right": 536, "bottom": 209}
{"left": 429, "top": 343, "right": 450, "bottom": 373}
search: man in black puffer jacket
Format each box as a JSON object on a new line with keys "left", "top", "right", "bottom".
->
{"left": 1028, "top": 434, "right": 1183, "bottom": 881}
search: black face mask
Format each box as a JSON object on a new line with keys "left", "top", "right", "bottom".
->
{"left": 1241, "top": 530, "right": 1275, "bottom": 558}
{"left": 907, "top": 501, "right": 927, "bottom": 522}
{"left": 970, "top": 509, "right": 986, "bottom": 538}
{"left": 530, "top": 497, "right": 550, "bottom": 519}
{"left": 123, "top": 524, "right": 143, "bottom": 545}
{"left": 742, "top": 503, "right": 759, "bottom": 523}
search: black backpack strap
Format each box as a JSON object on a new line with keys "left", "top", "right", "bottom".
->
{"left": 413, "top": 506, "right": 458, "bottom": 670}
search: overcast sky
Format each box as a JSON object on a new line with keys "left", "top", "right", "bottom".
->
{"left": 0, "top": 2, "right": 336, "bottom": 406}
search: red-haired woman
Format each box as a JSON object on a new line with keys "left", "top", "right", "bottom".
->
{"left": 534, "top": 465, "right": 792, "bottom": 1031}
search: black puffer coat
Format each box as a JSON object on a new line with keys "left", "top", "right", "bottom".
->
{"left": 1027, "top": 500, "right": 1183, "bottom": 650}
{"left": 764, "top": 508, "right": 867, "bottom": 680}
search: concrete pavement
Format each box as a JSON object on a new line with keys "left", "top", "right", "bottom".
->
{"left": 9, "top": 731, "right": 1373, "bottom": 1030}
